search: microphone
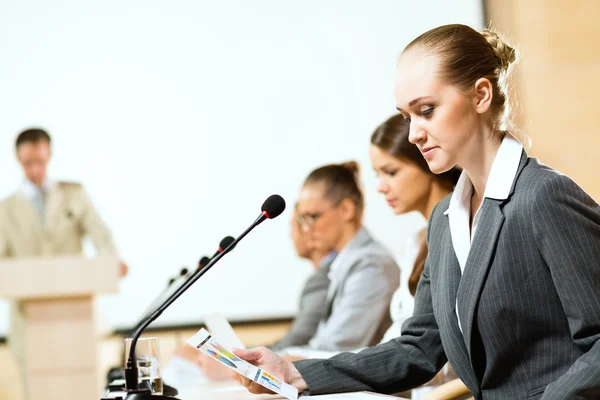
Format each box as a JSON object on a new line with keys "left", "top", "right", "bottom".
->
{"left": 214, "top": 236, "right": 236, "bottom": 257}
{"left": 198, "top": 256, "right": 211, "bottom": 270}
{"left": 170, "top": 267, "right": 188, "bottom": 284}
{"left": 122, "top": 194, "right": 286, "bottom": 398}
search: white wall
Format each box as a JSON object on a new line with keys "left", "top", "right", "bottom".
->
{"left": 0, "top": 0, "right": 483, "bottom": 335}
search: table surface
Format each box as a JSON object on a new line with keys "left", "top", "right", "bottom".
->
{"left": 176, "top": 380, "right": 407, "bottom": 400}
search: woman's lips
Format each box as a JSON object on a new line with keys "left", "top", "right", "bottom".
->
{"left": 422, "top": 146, "right": 438, "bottom": 158}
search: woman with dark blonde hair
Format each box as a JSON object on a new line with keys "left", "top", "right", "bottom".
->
{"left": 235, "top": 24, "right": 600, "bottom": 400}
{"left": 369, "top": 115, "right": 462, "bottom": 399}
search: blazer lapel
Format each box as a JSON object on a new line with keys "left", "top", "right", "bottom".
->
{"left": 322, "top": 228, "right": 370, "bottom": 320}
{"left": 437, "top": 223, "right": 480, "bottom": 392}
{"left": 456, "top": 199, "right": 505, "bottom": 358}
{"left": 456, "top": 151, "right": 530, "bottom": 358}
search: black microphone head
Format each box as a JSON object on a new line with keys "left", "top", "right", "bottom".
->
{"left": 219, "top": 236, "right": 236, "bottom": 252}
{"left": 180, "top": 267, "right": 189, "bottom": 276}
{"left": 261, "top": 194, "right": 286, "bottom": 219}
{"left": 198, "top": 256, "right": 210, "bottom": 268}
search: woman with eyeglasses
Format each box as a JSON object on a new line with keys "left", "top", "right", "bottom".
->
{"left": 291, "top": 160, "right": 400, "bottom": 353}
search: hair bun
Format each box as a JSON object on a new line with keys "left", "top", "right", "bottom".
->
{"left": 481, "top": 29, "right": 517, "bottom": 73}
{"left": 340, "top": 160, "right": 360, "bottom": 177}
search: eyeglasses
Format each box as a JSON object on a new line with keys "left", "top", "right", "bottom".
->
{"left": 295, "top": 200, "right": 342, "bottom": 228}
{"left": 296, "top": 210, "right": 328, "bottom": 227}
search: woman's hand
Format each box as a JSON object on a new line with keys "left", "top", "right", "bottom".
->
{"left": 232, "top": 347, "right": 308, "bottom": 394}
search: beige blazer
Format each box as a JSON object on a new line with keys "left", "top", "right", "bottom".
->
{"left": 0, "top": 181, "right": 117, "bottom": 258}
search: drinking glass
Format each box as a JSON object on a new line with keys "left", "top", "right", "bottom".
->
{"left": 124, "top": 336, "right": 163, "bottom": 395}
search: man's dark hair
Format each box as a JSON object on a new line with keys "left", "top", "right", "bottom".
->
{"left": 15, "top": 128, "right": 51, "bottom": 149}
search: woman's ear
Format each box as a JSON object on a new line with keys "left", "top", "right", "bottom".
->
{"left": 338, "top": 198, "right": 357, "bottom": 223}
{"left": 473, "top": 77, "right": 493, "bottom": 114}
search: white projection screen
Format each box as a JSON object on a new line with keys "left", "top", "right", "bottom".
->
{"left": 0, "top": 0, "right": 483, "bottom": 335}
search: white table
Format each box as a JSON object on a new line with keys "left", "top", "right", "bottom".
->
{"left": 176, "top": 379, "right": 407, "bottom": 399}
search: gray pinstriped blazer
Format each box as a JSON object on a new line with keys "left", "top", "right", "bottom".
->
{"left": 294, "top": 152, "right": 600, "bottom": 399}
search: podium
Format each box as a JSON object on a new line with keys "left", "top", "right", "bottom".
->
{"left": 0, "top": 255, "right": 120, "bottom": 400}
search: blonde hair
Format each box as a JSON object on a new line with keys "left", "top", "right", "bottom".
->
{"left": 403, "top": 24, "right": 519, "bottom": 135}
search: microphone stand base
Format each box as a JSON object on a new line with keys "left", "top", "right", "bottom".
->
{"left": 101, "top": 390, "right": 180, "bottom": 400}
{"left": 125, "top": 394, "right": 179, "bottom": 400}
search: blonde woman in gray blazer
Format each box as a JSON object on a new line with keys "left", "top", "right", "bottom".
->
{"left": 236, "top": 24, "right": 600, "bottom": 400}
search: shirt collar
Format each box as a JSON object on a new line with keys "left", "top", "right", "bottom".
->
{"left": 319, "top": 250, "right": 337, "bottom": 268}
{"left": 21, "top": 178, "right": 53, "bottom": 200}
{"left": 444, "top": 134, "right": 523, "bottom": 216}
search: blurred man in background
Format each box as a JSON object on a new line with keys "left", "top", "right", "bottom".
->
{"left": 0, "top": 127, "right": 127, "bottom": 398}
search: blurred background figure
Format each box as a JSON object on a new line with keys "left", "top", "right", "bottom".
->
{"left": 276, "top": 161, "right": 399, "bottom": 353}
{"left": 0, "top": 128, "right": 128, "bottom": 398}
{"left": 369, "top": 114, "right": 463, "bottom": 399}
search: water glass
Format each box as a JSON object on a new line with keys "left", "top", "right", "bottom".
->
{"left": 124, "top": 336, "right": 164, "bottom": 395}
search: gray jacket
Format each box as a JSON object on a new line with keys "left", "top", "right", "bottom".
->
{"left": 295, "top": 153, "right": 600, "bottom": 399}
{"left": 269, "top": 253, "right": 334, "bottom": 351}
{"left": 304, "top": 227, "right": 400, "bottom": 352}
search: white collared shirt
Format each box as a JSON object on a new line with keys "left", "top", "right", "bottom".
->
{"left": 327, "top": 240, "right": 351, "bottom": 286}
{"left": 444, "top": 134, "right": 523, "bottom": 331}
{"left": 21, "top": 178, "right": 53, "bottom": 199}
{"left": 20, "top": 178, "right": 54, "bottom": 218}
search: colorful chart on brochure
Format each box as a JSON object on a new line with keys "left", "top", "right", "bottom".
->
{"left": 187, "top": 328, "right": 298, "bottom": 400}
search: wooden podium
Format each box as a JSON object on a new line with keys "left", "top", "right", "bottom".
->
{"left": 0, "top": 255, "right": 120, "bottom": 400}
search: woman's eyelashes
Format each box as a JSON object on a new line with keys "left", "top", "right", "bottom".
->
{"left": 420, "top": 105, "right": 434, "bottom": 117}
{"left": 374, "top": 169, "right": 398, "bottom": 178}
{"left": 399, "top": 105, "right": 434, "bottom": 122}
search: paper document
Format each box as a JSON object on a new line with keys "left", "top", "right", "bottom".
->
{"left": 203, "top": 312, "right": 246, "bottom": 349}
{"left": 187, "top": 328, "right": 298, "bottom": 400}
